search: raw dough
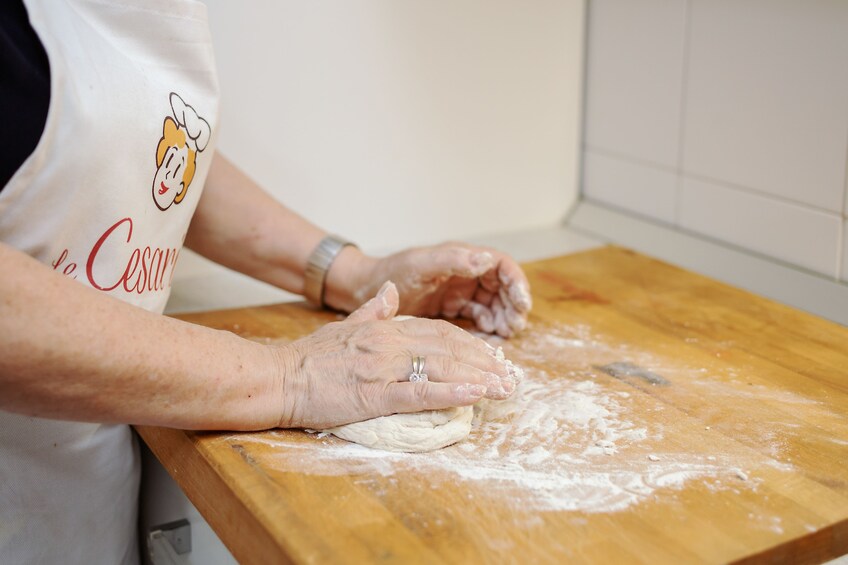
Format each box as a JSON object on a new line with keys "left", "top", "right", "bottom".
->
{"left": 321, "top": 315, "right": 476, "bottom": 453}
{"left": 324, "top": 406, "right": 474, "bottom": 453}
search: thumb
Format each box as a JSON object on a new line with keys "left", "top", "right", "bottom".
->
{"left": 346, "top": 281, "right": 399, "bottom": 323}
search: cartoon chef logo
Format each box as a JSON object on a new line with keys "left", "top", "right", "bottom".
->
{"left": 152, "top": 93, "right": 211, "bottom": 211}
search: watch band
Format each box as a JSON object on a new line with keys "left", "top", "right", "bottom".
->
{"left": 303, "top": 235, "right": 357, "bottom": 307}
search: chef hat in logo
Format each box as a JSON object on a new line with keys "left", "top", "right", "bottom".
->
{"left": 169, "top": 92, "right": 211, "bottom": 153}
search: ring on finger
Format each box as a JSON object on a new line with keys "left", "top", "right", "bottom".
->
{"left": 409, "top": 355, "right": 428, "bottom": 383}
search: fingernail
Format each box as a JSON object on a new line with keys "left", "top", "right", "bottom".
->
{"left": 374, "top": 281, "right": 399, "bottom": 318}
{"left": 506, "top": 360, "right": 526, "bottom": 383}
{"left": 502, "top": 376, "right": 516, "bottom": 394}
{"left": 486, "top": 346, "right": 524, "bottom": 383}
{"left": 491, "top": 345, "right": 506, "bottom": 362}
{"left": 472, "top": 303, "right": 495, "bottom": 334}
{"left": 484, "top": 372, "right": 508, "bottom": 399}
{"left": 377, "top": 280, "right": 394, "bottom": 297}
{"left": 493, "top": 307, "right": 510, "bottom": 337}
{"left": 456, "top": 383, "right": 487, "bottom": 402}
{"left": 470, "top": 251, "right": 495, "bottom": 271}
{"left": 504, "top": 306, "right": 528, "bottom": 332}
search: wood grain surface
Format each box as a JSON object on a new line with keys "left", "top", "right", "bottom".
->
{"left": 137, "top": 247, "right": 848, "bottom": 564}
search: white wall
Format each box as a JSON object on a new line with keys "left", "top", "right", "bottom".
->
{"left": 582, "top": 0, "right": 848, "bottom": 281}
{"left": 201, "top": 0, "right": 585, "bottom": 254}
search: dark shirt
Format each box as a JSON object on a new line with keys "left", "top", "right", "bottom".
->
{"left": 0, "top": 0, "right": 50, "bottom": 189}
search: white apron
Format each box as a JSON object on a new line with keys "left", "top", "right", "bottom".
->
{"left": 0, "top": 0, "right": 219, "bottom": 562}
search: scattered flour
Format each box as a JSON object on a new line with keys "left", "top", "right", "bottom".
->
{"left": 218, "top": 321, "right": 812, "bottom": 518}
{"left": 231, "top": 370, "right": 728, "bottom": 513}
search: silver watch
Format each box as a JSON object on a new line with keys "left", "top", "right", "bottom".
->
{"left": 303, "top": 235, "right": 357, "bottom": 307}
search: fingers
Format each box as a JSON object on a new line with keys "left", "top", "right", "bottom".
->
{"left": 460, "top": 297, "right": 525, "bottom": 338}
{"left": 384, "top": 381, "right": 488, "bottom": 413}
{"left": 496, "top": 258, "right": 532, "bottom": 313}
{"left": 460, "top": 301, "right": 496, "bottom": 335}
{"left": 342, "top": 314, "right": 509, "bottom": 378}
{"left": 426, "top": 356, "right": 516, "bottom": 399}
{"left": 440, "top": 278, "right": 477, "bottom": 319}
{"left": 288, "top": 293, "right": 529, "bottom": 429}
{"left": 371, "top": 317, "right": 517, "bottom": 399}
{"left": 409, "top": 335, "right": 507, "bottom": 378}
{"left": 394, "top": 316, "right": 487, "bottom": 347}
{"left": 483, "top": 255, "right": 532, "bottom": 336}
{"left": 411, "top": 245, "right": 498, "bottom": 280}
{"left": 391, "top": 353, "right": 515, "bottom": 400}
{"left": 478, "top": 265, "right": 501, "bottom": 294}
{"left": 472, "top": 286, "right": 495, "bottom": 307}
{"left": 346, "top": 281, "right": 399, "bottom": 323}
{"left": 382, "top": 241, "right": 530, "bottom": 337}
{"left": 494, "top": 293, "right": 528, "bottom": 335}
{"left": 427, "top": 243, "right": 532, "bottom": 335}
{"left": 490, "top": 295, "right": 511, "bottom": 337}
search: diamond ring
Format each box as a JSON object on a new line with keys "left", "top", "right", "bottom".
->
{"left": 409, "top": 356, "right": 428, "bottom": 383}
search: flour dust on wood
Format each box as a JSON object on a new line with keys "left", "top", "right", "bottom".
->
{"left": 219, "top": 322, "right": 800, "bottom": 515}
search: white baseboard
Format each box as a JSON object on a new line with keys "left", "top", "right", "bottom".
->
{"left": 568, "top": 200, "right": 848, "bottom": 327}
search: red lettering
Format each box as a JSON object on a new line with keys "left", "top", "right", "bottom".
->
{"left": 139, "top": 247, "right": 152, "bottom": 294}
{"left": 51, "top": 248, "right": 78, "bottom": 279}
{"left": 148, "top": 247, "right": 174, "bottom": 292}
{"left": 86, "top": 217, "right": 180, "bottom": 295}
{"left": 167, "top": 247, "right": 180, "bottom": 288}
{"left": 87, "top": 218, "right": 133, "bottom": 291}
{"left": 121, "top": 248, "right": 141, "bottom": 293}
{"left": 51, "top": 249, "right": 68, "bottom": 270}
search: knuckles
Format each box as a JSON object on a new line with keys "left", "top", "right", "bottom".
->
{"left": 439, "top": 240, "right": 466, "bottom": 250}
{"left": 427, "top": 318, "right": 457, "bottom": 340}
{"left": 349, "top": 351, "right": 396, "bottom": 378}
{"left": 363, "top": 328, "right": 397, "bottom": 348}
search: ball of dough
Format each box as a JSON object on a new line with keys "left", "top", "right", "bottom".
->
{"left": 324, "top": 406, "right": 474, "bottom": 453}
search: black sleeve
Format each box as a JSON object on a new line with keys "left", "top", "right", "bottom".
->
{"left": 0, "top": 0, "right": 51, "bottom": 190}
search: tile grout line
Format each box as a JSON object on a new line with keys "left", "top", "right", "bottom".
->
{"left": 575, "top": 0, "right": 592, "bottom": 204}
{"left": 584, "top": 144, "right": 676, "bottom": 172}
{"left": 843, "top": 117, "right": 848, "bottom": 216}
{"left": 673, "top": 0, "right": 693, "bottom": 228}
{"left": 837, "top": 124, "right": 848, "bottom": 280}
{"left": 585, "top": 145, "right": 843, "bottom": 219}
{"left": 575, "top": 201, "right": 848, "bottom": 288}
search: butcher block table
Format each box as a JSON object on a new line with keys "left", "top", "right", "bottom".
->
{"left": 137, "top": 246, "right": 848, "bottom": 564}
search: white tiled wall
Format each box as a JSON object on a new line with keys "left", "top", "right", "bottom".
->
{"left": 843, "top": 220, "right": 848, "bottom": 280}
{"left": 582, "top": 0, "right": 848, "bottom": 280}
{"left": 583, "top": 150, "right": 677, "bottom": 223}
{"left": 679, "top": 177, "right": 842, "bottom": 275}
{"left": 583, "top": 0, "right": 687, "bottom": 168}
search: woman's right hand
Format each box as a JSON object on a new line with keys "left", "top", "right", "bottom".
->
{"left": 272, "top": 282, "right": 520, "bottom": 430}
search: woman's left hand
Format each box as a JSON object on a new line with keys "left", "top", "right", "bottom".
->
{"left": 329, "top": 242, "right": 532, "bottom": 337}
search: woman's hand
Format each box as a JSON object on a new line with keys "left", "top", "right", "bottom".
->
{"left": 327, "top": 243, "right": 532, "bottom": 338}
{"left": 273, "top": 281, "right": 520, "bottom": 429}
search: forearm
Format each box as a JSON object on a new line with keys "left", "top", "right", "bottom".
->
{"left": 185, "top": 153, "right": 376, "bottom": 311}
{"left": 0, "top": 242, "right": 282, "bottom": 430}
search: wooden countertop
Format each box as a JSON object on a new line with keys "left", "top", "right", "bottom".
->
{"left": 137, "top": 246, "right": 848, "bottom": 564}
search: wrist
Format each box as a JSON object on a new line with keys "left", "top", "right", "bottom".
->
{"left": 302, "top": 235, "right": 356, "bottom": 307}
{"left": 323, "top": 246, "right": 379, "bottom": 313}
{"left": 202, "top": 331, "right": 290, "bottom": 431}
{"left": 268, "top": 341, "right": 304, "bottom": 429}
